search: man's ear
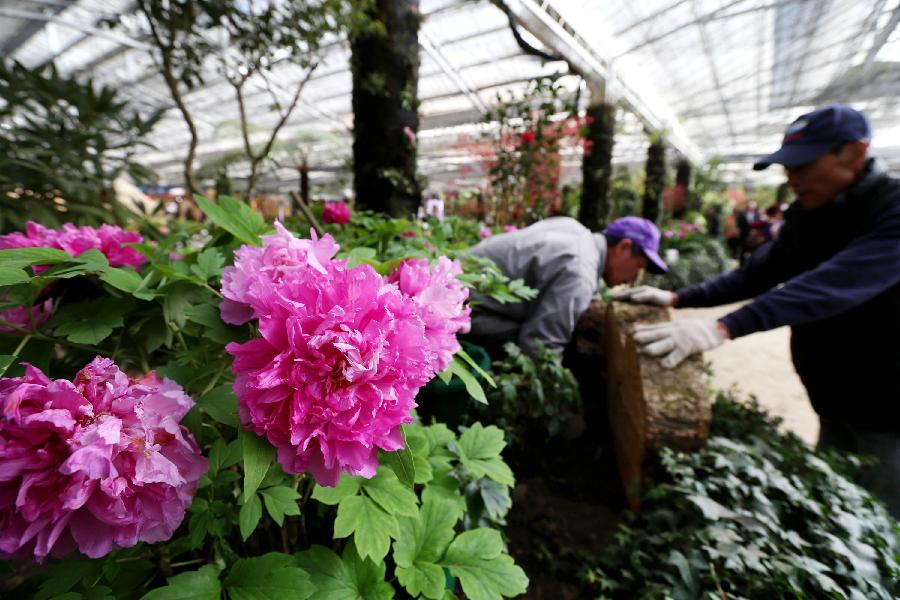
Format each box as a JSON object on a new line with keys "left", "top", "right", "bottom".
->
{"left": 615, "top": 238, "right": 633, "bottom": 255}
{"left": 841, "top": 140, "right": 869, "bottom": 169}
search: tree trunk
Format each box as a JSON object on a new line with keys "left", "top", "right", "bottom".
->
{"left": 642, "top": 139, "right": 666, "bottom": 224}
{"left": 578, "top": 102, "right": 616, "bottom": 231}
{"left": 676, "top": 159, "right": 698, "bottom": 214}
{"left": 350, "top": 0, "right": 421, "bottom": 217}
{"left": 300, "top": 159, "right": 310, "bottom": 206}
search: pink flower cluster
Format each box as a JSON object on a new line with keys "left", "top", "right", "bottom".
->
{"left": 0, "top": 298, "right": 52, "bottom": 334}
{"left": 221, "top": 224, "right": 470, "bottom": 486}
{"left": 0, "top": 221, "right": 146, "bottom": 269}
{"left": 322, "top": 201, "right": 351, "bottom": 225}
{"left": 0, "top": 358, "right": 207, "bottom": 561}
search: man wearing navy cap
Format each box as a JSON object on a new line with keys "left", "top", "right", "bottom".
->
{"left": 618, "top": 104, "right": 900, "bottom": 517}
{"left": 467, "top": 215, "right": 667, "bottom": 357}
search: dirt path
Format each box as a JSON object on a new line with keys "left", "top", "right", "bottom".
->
{"left": 672, "top": 303, "right": 820, "bottom": 445}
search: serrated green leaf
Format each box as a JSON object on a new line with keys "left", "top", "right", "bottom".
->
{"left": 394, "top": 497, "right": 460, "bottom": 599}
{"left": 361, "top": 466, "right": 418, "bottom": 517}
{"left": 241, "top": 428, "right": 274, "bottom": 500}
{"left": 311, "top": 475, "right": 362, "bottom": 505}
{"left": 239, "top": 493, "right": 262, "bottom": 541}
{"left": 48, "top": 297, "right": 132, "bottom": 345}
{"left": 441, "top": 529, "right": 528, "bottom": 600}
{"left": 334, "top": 494, "right": 399, "bottom": 562}
{"left": 296, "top": 541, "right": 393, "bottom": 600}
{"left": 197, "top": 384, "right": 240, "bottom": 427}
{"left": 140, "top": 564, "right": 221, "bottom": 600}
{"left": 456, "top": 424, "right": 514, "bottom": 486}
{"left": 448, "top": 357, "right": 487, "bottom": 404}
{"left": 260, "top": 485, "right": 301, "bottom": 526}
{"left": 190, "top": 248, "right": 225, "bottom": 282}
{"left": 195, "top": 195, "right": 267, "bottom": 246}
{"left": 223, "top": 552, "right": 315, "bottom": 600}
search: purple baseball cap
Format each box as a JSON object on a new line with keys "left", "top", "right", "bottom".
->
{"left": 605, "top": 216, "right": 668, "bottom": 274}
{"left": 753, "top": 104, "right": 871, "bottom": 171}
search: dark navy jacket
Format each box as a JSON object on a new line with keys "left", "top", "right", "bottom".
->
{"left": 676, "top": 159, "right": 900, "bottom": 431}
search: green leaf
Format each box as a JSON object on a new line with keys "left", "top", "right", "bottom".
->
{"left": 436, "top": 367, "right": 452, "bottom": 384}
{"left": 0, "top": 267, "right": 30, "bottom": 286}
{"left": 296, "top": 542, "right": 393, "bottom": 600}
{"left": 448, "top": 356, "right": 487, "bottom": 404}
{"left": 195, "top": 195, "right": 267, "bottom": 246}
{"left": 0, "top": 247, "right": 72, "bottom": 269}
{"left": 140, "top": 564, "right": 221, "bottom": 600}
{"left": 260, "top": 485, "right": 301, "bottom": 526}
{"left": 378, "top": 425, "right": 415, "bottom": 488}
{"left": 456, "top": 424, "right": 514, "bottom": 486}
{"left": 208, "top": 438, "right": 242, "bottom": 475}
{"left": 190, "top": 248, "right": 225, "bottom": 282}
{"left": 456, "top": 347, "right": 496, "bottom": 387}
{"left": 223, "top": 552, "right": 315, "bottom": 600}
{"left": 334, "top": 494, "right": 399, "bottom": 562}
{"left": 394, "top": 497, "right": 459, "bottom": 600}
{"left": 361, "top": 466, "right": 418, "bottom": 517}
{"left": 311, "top": 476, "right": 362, "bottom": 506}
{"left": 239, "top": 493, "right": 262, "bottom": 541}
{"left": 99, "top": 266, "right": 143, "bottom": 294}
{"left": 0, "top": 355, "right": 16, "bottom": 377}
{"left": 441, "top": 529, "right": 528, "bottom": 600}
{"left": 241, "top": 428, "right": 274, "bottom": 500}
{"left": 48, "top": 297, "right": 132, "bottom": 345}
{"left": 197, "top": 384, "right": 240, "bottom": 427}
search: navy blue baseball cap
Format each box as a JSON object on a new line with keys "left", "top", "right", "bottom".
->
{"left": 753, "top": 104, "right": 871, "bottom": 171}
{"left": 605, "top": 216, "right": 668, "bottom": 274}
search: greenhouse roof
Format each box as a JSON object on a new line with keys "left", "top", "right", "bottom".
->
{"left": 2, "top": 0, "right": 900, "bottom": 193}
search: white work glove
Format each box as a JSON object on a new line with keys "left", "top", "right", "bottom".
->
{"left": 632, "top": 319, "right": 726, "bottom": 368}
{"left": 612, "top": 286, "right": 676, "bottom": 307}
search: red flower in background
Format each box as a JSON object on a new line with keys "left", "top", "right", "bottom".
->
{"left": 520, "top": 130, "right": 535, "bottom": 144}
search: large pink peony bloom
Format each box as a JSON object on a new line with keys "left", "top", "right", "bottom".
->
{"left": 389, "top": 257, "right": 471, "bottom": 373}
{"left": 0, "top": 298, "right": 53, "bottom": 334}
{"left": 0, "top": 358, "right": 207, "bottom": 561}
{"left": 219, "top": 222, "right": 340, "bottom": 325}
{"left": 322, "top": 201, "right": 351, "bottom": 225}
{"left": 227, "top": 262, "right": 432, "bottom": 487}
{"left": 0, "top": 221, "right": 146, "bottom": 268}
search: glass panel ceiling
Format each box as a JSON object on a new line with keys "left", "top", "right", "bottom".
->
{"left": 1, "top": 0, "right": 899, "bottom": 192}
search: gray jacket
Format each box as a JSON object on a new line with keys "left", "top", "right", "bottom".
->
{"left": 468, "top": 217, "right": 607, "bottom": 355}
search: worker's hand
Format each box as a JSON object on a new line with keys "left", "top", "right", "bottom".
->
{"left": 632, "top": 319, "right": 727, "bottom": 368}
{"left": 612, "top": 286, "right": 676, "bottom": 307}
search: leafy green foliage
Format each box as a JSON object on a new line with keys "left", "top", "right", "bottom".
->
{"left": 644, "top": 230, "right": 733, "bottom": 290}
{"left": 0, "top": 61, "right": 161, "bottom": 231}
{"left": 589, "top": 393, "right": 900, "bottom": 599}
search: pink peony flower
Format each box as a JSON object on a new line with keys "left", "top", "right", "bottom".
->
{"left": 0, "top": 298, "right": 53, "bottom": 334}
{"left": 503, "top": 225, "right": 519, "bottom": 233}
{"left": 479, "top": 226, "right": 492, "bottom": 239}
{"left": 0, "top": 358, "right": 207, "bottom": 561}
{"left": 389, "top": 257, "right": 471, "bottom": 372}
{"left": 227, "top": 260, "right": 431, "bottom": 487}
{"left": 322, "top": 201, "right": 351, "bottom": 225}
{"left": 0, "top": 221, "right": 146, "bottom": 269}
{"left": 219, "top": 222, "right": 340, "bottom": 325}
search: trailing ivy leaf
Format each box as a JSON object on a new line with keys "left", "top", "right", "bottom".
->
{"left": 223, "top": 552, "right": 315, "bottom": 600}
{"left": 394, "top": 496, "right": 459, "bottom": 599}
{"left": 195, "top": 195, "right": 267, "bottom": 246}
{"left": 241, "top": 428, "right": 274, "bottom": 500}
{"left": 361, "top": 466, "right": 418, "bottom": 517}
{"left": 311, "top": 475, "right": 362, "bottom": 505}
{"left": 260, "top": 485, "right": 301, "bottom": 526}
{"left": 296, "top": 541, "right": 393, "bottom": 600}
{"left": 140, "top": 564, "right": 221, "bottom": 600}
{"left": 197, "top": 384, "right": 240, "bottom": 427}
{"left": 0, "top": 267, "right": 30, "bottom": 286}
{"left": 455, "top": 424, "right": 514, "bottom": 487}
{"left": 48, "top": 297, "right": 132, "bottom": 345}
{"left": 190, "top": 247, "right": 225, "bottom": 282}
{"left": 333, "top": 494, "right": 399, "bottom": 562}
{"left": 447, "top": 356, "right": 488, "bottom": 404}
{"left": 239, "top": 493, "right": 262, "bottom": 541}
{"left": 441, "top": 529, "right": 528, "bottom": 600}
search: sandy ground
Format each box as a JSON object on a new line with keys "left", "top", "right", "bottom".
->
{"left": 672, "top": 303, "right": 820, "bottom": 445}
